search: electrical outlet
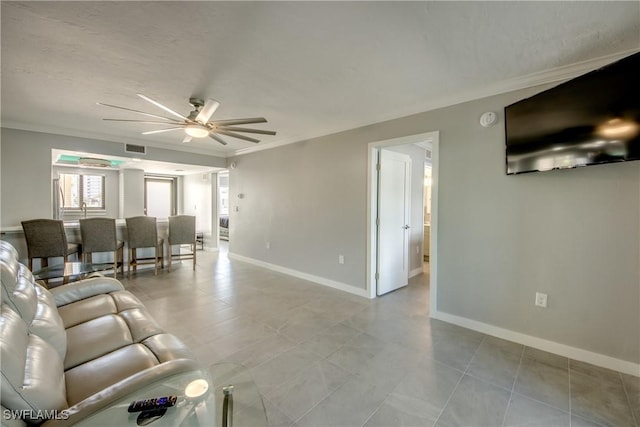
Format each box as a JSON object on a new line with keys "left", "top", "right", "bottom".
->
{"left": 535, "top": 292, "right": 548, "bottom": 308}
{"left": 338, "top": 255, "right": 344, "bottom": 264}
{"left": 416, "top": 246, "right": 420, "bottom": 254}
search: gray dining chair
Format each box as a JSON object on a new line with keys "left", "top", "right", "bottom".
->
{"left": 167, "top": 215, "right": 197, "bottom": 272}
{"left": 125, "top": 216, "right": 164, "bottom": 277}
{"left": 79, "top": 218, "right": 124, "bottom": 278}
{"left": 21, "top": 219, "right": 81, "bottom": 271}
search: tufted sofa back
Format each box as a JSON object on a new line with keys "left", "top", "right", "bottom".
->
{"left": 0, "top": 240, "right": 69, "bottom": 421}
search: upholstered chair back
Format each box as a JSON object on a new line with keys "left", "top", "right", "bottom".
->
{"left": 168, "top": 215, "right": 196, "bottom": 246}
{"left": 125, "top": 216, "right": 159, "bottom": 249}
{"left": 80, "top": 218, "right": 119, "bottom": 253}
{"left": 21, "top": 219, "right": 73, "bottom": 258}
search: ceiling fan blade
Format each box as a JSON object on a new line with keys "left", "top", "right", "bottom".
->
{"left": 209, "top": 134, "right": 228, "bottom": 145}
{"left": 137, "top": 93, "right": 189, "bottom": 121}
{"left": 182, "top": 135, "right": 193, "bottom": 143}
{"left": 216, "top": 126, "right": 276, "bottom": 136}
{"left": 103, "top": 119, "right": 183, "bottom": 125}
{"left": 196, "top": 98, "right": 220, "bottom": 123}
{"left": 215, "top": 129, "right": 260, "bottom": 143}
{"left": 97, "top": 102, "right": 182, "bottom": 122}
{"left": 141, "top": 127, "right": 184, "bottom": 135}
{"left": 211, "top": 117, "right": 267, "bottom": 126}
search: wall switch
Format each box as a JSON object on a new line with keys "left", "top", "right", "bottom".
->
{"left": 338, "top": 255, "right": 344, "bottom": 264}
{"left": 535, "top": 292, "right": 548, "bottom": 308}
{"left": 266, "top": 242, "right": 271, "bottom": 249}
{"left": 416, "top": 245, "right": 420, "bottom": 254}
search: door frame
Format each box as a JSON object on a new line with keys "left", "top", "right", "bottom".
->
{"left": 143, "top": 175, "right": 177, "bottom": 217}
{"left": 366, "top": 131, "right": 439, "bottom": 313}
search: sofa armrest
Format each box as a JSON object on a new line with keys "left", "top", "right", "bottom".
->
{"left": 43, "top": 359, "right": 206, "bottom": 427}
{"left": 50, "top": 277, "right": 125, "bottom": 307}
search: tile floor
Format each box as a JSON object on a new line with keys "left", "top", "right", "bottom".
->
{"left": 120, "top": 250, "right": 639, "bottom": 427}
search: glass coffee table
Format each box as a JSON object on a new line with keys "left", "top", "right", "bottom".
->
{"left": 33, "top": 262, "right": 114, "bottom": 285}
{"left": 210, "top": 363, "right": 268, "bottom": 427}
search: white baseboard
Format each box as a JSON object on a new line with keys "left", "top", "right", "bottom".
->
{"left": 431, "top": 310, "right": 640, "bottom": 377}
{"left": 228, "top": 252, "right": 370, "bottom": 299}
{"left": 409, "top": 267, "right": 423, "bottom": 278}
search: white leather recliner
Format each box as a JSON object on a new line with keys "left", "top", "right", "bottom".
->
{"left": 0, "top": 241, "right": 213, "bottom": 426}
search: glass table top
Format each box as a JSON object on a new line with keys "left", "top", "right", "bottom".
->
{"left": 210, "top": 363, "right": 268, "bottom": 427}
{"left": 33, "top": 262, "right": 114, "bottom": 281}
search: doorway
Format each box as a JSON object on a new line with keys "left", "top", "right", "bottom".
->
{"left": 144, "top": 176, "right": 176, "bottom": 218}
{"left": 217, "top": 172, "right": 229, "bottom": 252}
{"left": 367, "top": 131, "right": 439, "bottom": 313}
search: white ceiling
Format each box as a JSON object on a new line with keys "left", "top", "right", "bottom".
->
{"left": 2, "top": 2, "right": 639, "bottom": 157}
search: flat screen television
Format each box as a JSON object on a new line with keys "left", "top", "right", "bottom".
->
{"left": 504, "top": 52, "right": 640, "bottom": 175}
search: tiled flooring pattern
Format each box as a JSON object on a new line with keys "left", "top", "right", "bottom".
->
{"left": 121, "top": 250, "right": 639, "bottom": 427}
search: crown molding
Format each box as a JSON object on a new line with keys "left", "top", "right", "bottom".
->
{"left": 229, "top": 48, "right": 640, "bottom": 157}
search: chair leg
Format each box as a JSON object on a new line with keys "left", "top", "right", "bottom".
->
{"left": 133, "top": 248, "right": 137, "bottom": 273}
{"left": 168, "top": 245, "right": 172, "bottom": 272}
{"left": 127, "top": 248, "right": 132, "bottom": 278}
{"left": 112, "top": 250, "right": 117, "bottom": 279}
{"left": 154, "top": 249, "right": 158, "bottom": 276}
{"left": 117, "top": 246, "right": 123, "bottom": 278}
{"left": 192, "top": 243, "right": 196, "bottom": 271}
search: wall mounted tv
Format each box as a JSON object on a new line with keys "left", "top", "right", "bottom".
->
{"left": 505, "top": 52, "right": 640, "bottom": 175}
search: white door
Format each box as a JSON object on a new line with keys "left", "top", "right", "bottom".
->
{"left": 377, "top": 149, "right": 411, "bottom": 296}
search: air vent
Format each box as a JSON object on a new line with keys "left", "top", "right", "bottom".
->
{"left": 124, "top": 144, "right": 146, "bottom": 154}
{"left": 425, "top": 149, "right": 432, "bottom": 159}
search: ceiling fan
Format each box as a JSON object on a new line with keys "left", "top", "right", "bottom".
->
{"left": 98, "top": 94, "right": 276, "bottom": 145}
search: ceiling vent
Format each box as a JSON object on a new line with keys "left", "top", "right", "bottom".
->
{"left": 124, "top": 143, "right": 146, "bottom": 155}
{"left": 425, "top": 149, "right": 432, "bottom": 159}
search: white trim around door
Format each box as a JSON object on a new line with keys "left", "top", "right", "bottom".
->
{"left": 366, "top": 131, "right": 440, "bottom": 306}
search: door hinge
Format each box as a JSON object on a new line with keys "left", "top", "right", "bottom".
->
{"left": 375, "top": 272, "right": 379, "bottom": 281}
{"left": 376, "top": 217, "right": 380, "bottom": 226}
{"left": 376, "top": 162, "right": 381, "bottom": 171}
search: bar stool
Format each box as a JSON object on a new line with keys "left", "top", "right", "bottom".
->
{"left": 79, "top": 218, "right": 124, "bottom": 278}
{"left": 125, "top": 216, "right": 164, "bottom": 277}
{"left": 21, "top": 219, "right": 81, "bottom": 271}
{"left": 167, "top": 215, "right": 196, "bottom": 272}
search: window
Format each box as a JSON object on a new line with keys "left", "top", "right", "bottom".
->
{"left": 59, "top": 173, "right": 105, "bottom": 210}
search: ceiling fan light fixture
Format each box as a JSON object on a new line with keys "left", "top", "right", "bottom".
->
{"left": 185, "top": 124, "right": 210, "bottom": 138}
{"left": 100, "top": 95, "right": 275, "bottom": 146}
